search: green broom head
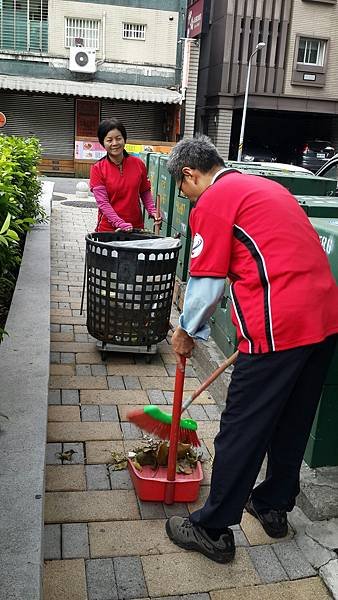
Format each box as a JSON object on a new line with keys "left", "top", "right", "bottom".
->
{"left": 143, "top": 405, "right": 198, "bottom": 430}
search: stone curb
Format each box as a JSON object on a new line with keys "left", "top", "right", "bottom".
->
{"left": 0, "top": 181, "right": 53, "bottom": 600}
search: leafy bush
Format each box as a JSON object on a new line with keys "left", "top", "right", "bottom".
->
{"left": 0, "top": 135, "right": 45, "bottom": 340}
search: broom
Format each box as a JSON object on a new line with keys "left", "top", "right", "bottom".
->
{"left": 127, "top": 350, "right": 239, "bottom": 446}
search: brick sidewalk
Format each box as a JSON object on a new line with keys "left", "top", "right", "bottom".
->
{"left": 44, "top": 201, "right": 331, "bottom": 599}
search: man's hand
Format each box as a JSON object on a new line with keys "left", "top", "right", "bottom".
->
{"left": 172, "top": 327, "right": 195, "bottom": 370}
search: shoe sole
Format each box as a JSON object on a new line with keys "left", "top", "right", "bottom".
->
{"left": 246, "top": 502, "right": 288, "bottom": 538}
{"left": 165, "top": 520, "right": 235, "bottom": 564}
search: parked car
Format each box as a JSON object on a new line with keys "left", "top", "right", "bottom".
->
{"left": 316, "top": 153, "right": 338, "bottom": 193}
{"left": 228, "top": 162, "right": 312, "bottom": 174}
{"left": 316, "top": 153, "right": 338, "bottom": 179}
{"left": 241, "top": 142, "right": 278, "bottom": 163}
{"left": 292, "top": 140, "right": 335, "bottom": 172}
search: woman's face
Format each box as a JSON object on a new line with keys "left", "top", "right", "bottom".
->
{"left": 103, "top": 128, "right": 125, "bottom": 158}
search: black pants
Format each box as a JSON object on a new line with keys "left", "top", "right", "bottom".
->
{"left": 190, "top": 335, "right": 337, "bottom": 528}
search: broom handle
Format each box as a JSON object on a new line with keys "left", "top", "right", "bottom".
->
{"left": 164, "top": 356, "right": 187, "bottom": 504}
{"left": 181, "top": 350, "right": 239, "bottom": 412}
{"left": 154, "top": 194, "right": 161, "bottom": 236}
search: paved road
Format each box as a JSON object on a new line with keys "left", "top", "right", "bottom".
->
{"left": 43, "top": 176, "right": 91, "bottom": 195}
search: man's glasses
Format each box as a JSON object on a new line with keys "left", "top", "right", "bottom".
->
{"left": 178, "top": 175, "right": 185, "bottom": 196}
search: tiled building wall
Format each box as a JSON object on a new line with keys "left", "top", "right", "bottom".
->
{"left": 284, "top": 1, "right": 338, "bottom": 98}
{"left": 48, "top": 1, "right": 179, "bottom": 67}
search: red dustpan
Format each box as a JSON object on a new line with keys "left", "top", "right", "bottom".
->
{"left": 128, "top": 357, "right": 203, "bottom": 504}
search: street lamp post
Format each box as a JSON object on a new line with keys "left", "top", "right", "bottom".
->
{"left": 237, "top": 42, "right": 266, "bottom": 161}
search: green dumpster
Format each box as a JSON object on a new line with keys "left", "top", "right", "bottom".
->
{"left": 158, "top": 155, "right": 176, "bottom": 237}
{"left": 171, "top": 226, "right": 192, "bottom": 281}
{"left": 303, "top": 217, "right": 338, "bottom": 467}
{"left": 143, "top": 153, "right": 161, "bottom": 232}
{"left": 171, "top": 188, "right": 192, "bottom": 281}
{"left": 224, "top": 161, "right": 337, "bottom": 196}
{"left": 209, "top": 285, "right": 237, "bottom": 358}
{"left": 296, "top": 196, "right": 338, "bottom": 218}
{"left": 139, "top": 150, "right": 152, "bottom": 170}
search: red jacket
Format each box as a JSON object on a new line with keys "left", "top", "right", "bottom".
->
{"left": 189, "top": 171, "right": 338, "bottom": 353}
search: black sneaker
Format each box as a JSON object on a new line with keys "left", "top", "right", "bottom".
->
{"left": 165, "top": 516, "right": 235, "bottom": 564}
{"left": 245, "top": 497, "right": 288, "bottom": 538}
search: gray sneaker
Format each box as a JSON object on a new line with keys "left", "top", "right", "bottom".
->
{"left": 165, "top": 516, "right": 235, "bottom": 564}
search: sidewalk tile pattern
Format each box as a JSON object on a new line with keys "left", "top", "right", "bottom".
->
{"left": 44, "top": 203, "right": 331, "bottom": 600}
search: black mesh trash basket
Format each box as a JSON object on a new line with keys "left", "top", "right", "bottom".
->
{"left": 85, "top": 231, "right": 181, "bottom": 354}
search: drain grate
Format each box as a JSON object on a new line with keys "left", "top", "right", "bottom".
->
{"left": 61, "top": 200, "right": 97, "bottom": 208}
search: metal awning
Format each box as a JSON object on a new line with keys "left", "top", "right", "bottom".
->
{"left": 0, "top": 74, "right": 182, "bottom": 104}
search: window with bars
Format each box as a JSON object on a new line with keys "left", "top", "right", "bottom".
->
{"left": 65, "top": 18, "right": 100, "bottom": 49}
{"left": 297, "top": 37, "right": 326, "bottom": 67}
{"left": 122, "top": 23, "right": 146, "bottom": 40}
{"left": 0, "top": 0, "right": 48, "bottom": 52}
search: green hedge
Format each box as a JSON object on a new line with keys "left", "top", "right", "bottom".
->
{"left": 0, "top": 135, "right": 45, "bottom": 339}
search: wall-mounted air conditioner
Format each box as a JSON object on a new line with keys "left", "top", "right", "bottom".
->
{"left": 69, "top": 47, "right": 96, "bottom": 73}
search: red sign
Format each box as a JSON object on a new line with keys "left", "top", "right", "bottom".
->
{"left": 186, "top": 0, "right": 204, "bottom": 38}
{"left": 0, "top": 112, "right": 6, "bottom": 128}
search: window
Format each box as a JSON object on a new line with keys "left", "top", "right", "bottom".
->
{"left": 122, "top": 23, "right": 146, "bottom": 40}
{"left": 291, "top": 35, "right": 329, "bottom": 87}
{"left": 65, "top": 18, "right": 100, "bottom": 49}
{"left": 0, "top": 0, "right": 48, "bottom": 52}
{"left": 297, "top": 37, "right": 326, "bottom": 66}
{"left": 320, "top": 163, "right": 338, "bottom": 180}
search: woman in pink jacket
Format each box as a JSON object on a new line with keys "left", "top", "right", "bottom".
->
{"left": 90, "top": 118, "right": 161, "bottom": 232}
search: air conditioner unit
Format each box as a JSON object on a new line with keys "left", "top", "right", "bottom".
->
{"left": 69, "top": 47, "right": 96, "bottom": 73}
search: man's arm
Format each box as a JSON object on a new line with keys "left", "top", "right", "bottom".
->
{"left": 172, "top": 276, "right": 225, "bottom": 366}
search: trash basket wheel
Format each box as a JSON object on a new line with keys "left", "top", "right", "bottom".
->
{"left": 85, "top": 231, "right": 181, "bottom": 351}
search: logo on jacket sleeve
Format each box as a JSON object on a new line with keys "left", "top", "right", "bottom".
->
{"left": 191, "top": 233, "right": 204, "bottom": 258}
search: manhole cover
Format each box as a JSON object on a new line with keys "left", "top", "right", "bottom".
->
{"left": 61, "top": 200, "right": 97, "bottom": 208}
{"left": 52, "top": 194, "right": 67, "bottom": 202}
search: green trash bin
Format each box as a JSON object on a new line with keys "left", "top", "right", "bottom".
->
{"left": 209, "top": 285, "right": 237, "bottom": 358}
{"left": 171, "top": 188, "right": 192, "bottom": 281}
{"left": 139, "top": 150, "right": 152, "bottom": 170}
{"left": 296, "top": 195, "right": 338, "bottom": 218}
{"left": 143, "top": 152, "right": 161, "bottom": 232}
{"left": 158, "top": 155, "right": 176, "bottom": 237}
{"left": 224, "top": 161, "right": 337, "bottom": 196}
{"left": 303, "top": 217, "right": 338, "bottom": 467}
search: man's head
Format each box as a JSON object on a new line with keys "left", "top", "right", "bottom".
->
{"left": 167, "top": 135, "right": 225, "bottom": 202}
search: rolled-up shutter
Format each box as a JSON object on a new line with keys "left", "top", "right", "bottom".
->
{"left": 101, "top": 100, "right": 166, "bottom": 141}
{"left": 0, "top": 92, "right": 75, "bottom": 158}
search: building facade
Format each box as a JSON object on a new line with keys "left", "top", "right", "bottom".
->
{"left": 0, "top": 0, "right": 186, "bottom": 175}
{"left": 191, "top": 0, "right": 338, "bottom": 159}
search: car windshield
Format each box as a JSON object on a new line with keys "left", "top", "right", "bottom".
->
{"left": 308, "top": 141, "right": 333, "bottom": 151}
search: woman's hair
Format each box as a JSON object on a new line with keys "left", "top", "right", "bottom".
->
{"left": 97, "top": 119, "right": 127, "bottom": 146}
{"left": 167, "top": 135, "right": 224, "bottom": 181}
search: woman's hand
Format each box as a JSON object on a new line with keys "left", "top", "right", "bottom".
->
{"left": 172, "top": 327, "right": 195, "bottom": 371}
{"left": 115, "top": 221, "right": 133, "bottom": 232}
{"left": 151, "top": 212, "right": 163, "bottom": 226}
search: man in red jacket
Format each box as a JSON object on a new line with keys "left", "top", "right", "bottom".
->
{"left": 165, "top": 135, "right": 338, "bottom": 564}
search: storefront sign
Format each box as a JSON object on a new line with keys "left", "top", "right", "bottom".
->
{"left": 0, "top": 112, "right": 6, "bottom": 128}
{"left": 75, "top": 140, "right": 174, "bottom": 161}
{"left": 126, "top": 143, "right": 173, "bottom": 155}
{"left": 187, "top": 0, "right": 204, "bottom": 38}
{"left": 75, "top": 140, "right": 105, "bottom": 160}
{"left": 76, "top": 99, "right": 100, "bottom": 137}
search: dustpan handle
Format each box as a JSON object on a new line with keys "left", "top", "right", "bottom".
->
{"left": 164, "top": 356, "right": 186, "bottom": 504}
{"left": 181, "top": 350, "right": 239, "bottom": 412}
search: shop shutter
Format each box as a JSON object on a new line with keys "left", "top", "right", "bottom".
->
{"left": 101, "top": 100, "right": 166, "bottom": 141}
{"left": 0, "top": 92, "right": 75, "bottom": 158}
